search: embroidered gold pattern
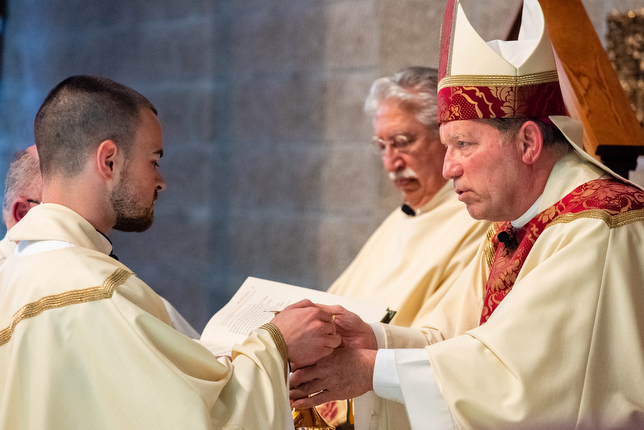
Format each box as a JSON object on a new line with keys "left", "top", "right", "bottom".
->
{"left": 0, "top": 268, "right": 132, "bottom": 347}
{"left": 480, "top": 178, "right": 644, "bottom": 323}
{"left": 484, "top": 223, "right": 500, "bottom": 269}
{"left": 438, "top": 70, "right": 560, "bottom": 91}
{"left": 546, "top": 207, "right": 644, "bottom": 230}
{"left": 483, "top": 209, "right": 644, "bottom": 271}
{"left": 260, "top": 322, "right": 289, "bottom": 382}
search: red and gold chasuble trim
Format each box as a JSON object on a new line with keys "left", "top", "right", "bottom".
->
{"left": 480, "top": 179, "right": 644, "bottom": 324}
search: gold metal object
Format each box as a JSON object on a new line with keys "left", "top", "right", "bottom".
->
{"left": 292, "top": 407, "right": 335, "bottom": 430}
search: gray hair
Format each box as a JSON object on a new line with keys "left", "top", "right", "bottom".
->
{"left": 2, "top": 149, "right": 41, "bottom": 224}
{"left": 478, "top": 117, "right": 572, "bottom": 157}
{"left": 364, "top": 66, "right": 439, "bottom": 132}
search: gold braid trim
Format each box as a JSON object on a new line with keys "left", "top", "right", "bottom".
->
{"left": 484, "top": 223, "right": 500, "bottom": 270}
{"left": 547, "top": 207, "right": 644, "bottom": 229}
{"left": 483, "top": 208, "right": 644, "bottom": 271}
{"left": 439, "top": 70, "right": 560, "bottom": 91}
{"left": 259, "top": 322, "right": 289, "bottom": 383}
{"left": 0, "top": 268, "right": 132, "bottom": 347}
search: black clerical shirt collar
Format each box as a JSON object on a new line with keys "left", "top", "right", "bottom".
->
{"left": 95, "top": 229, "right": 118, "bottom": 260}
{"left": 401, "top": 204, "right": 416, "bottom": 216}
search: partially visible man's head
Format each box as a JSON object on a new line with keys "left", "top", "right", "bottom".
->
{"left": 365, "top": 67, "right": 447, "bottom": 210}
{"left": 34, "top": 75, "right": 157, "bottom": 180}
{"left": 2, "top": 145, "right": 42, "bottom": 230}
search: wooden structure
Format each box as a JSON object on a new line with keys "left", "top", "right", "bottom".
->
{"left": 509, "top": 0, "right": 644, "bottom": 177}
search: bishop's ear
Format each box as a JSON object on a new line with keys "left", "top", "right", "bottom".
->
{"left": 519, "top": 120, "right": 544, "bottom": 165}
{"left": 95, "top": 140, "right": 119, "bottom": 180}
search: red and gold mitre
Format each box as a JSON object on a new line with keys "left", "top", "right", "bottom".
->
{"left": 437, "top": 0, "right": 566, "bottom": 124}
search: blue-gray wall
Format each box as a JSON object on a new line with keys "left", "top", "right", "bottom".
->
{"left": 1, "top": 0, "right": 639, "bottom": 331}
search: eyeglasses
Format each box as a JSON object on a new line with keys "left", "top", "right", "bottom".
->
{"left": 371, "top": 134, "right": 417, "bottom": 155}
{"left": 26, "top": 199, "right": 40, "bottom": 205}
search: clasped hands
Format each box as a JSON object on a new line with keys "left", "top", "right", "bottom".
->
{"left": 270, "top": 299, "right": 379, "bottom": 409}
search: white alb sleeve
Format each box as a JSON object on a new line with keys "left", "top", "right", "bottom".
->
{"left": 395, "top": 349, "right": 454, "bottom": 430}
{"left": 373, "top": 349, "right": 404, "bottom": 402}
{"left": 372, "top": 346, "right": 454, "bottom": 430}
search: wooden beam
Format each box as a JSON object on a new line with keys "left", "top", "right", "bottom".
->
{"left": 537, "top": 0, "right": 644, "bottom": 174}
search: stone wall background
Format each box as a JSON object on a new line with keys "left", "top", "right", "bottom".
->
{"left": 0, "top": 0, "right": 642, "bottom": 331}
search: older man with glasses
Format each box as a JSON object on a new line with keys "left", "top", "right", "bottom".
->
{"left": 325, "top": 67, "right": 490, "bottom": 429}
{"left": 330, "top": 66, "right": 489, "bottom": 329}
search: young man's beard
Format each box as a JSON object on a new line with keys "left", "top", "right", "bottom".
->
{"left": 113, "top": 205, "right": 155, "bottom": 232}
{"left": 110, "top": 174, "right": 156, "bottom": 233}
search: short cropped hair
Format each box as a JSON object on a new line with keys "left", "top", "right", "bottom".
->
{"left": 34, "top": 75, "right": 157, "bottom": 178}
{"left": 479, "top": 117, "right": 572, "bottom": 157}
{"left": 2, "top": 149, "right": 41, "bottom": 224}
{"left": 364, "top": 66, "right": 439, "bottom": 134}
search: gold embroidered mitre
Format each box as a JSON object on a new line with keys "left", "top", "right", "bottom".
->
{"left": 437, "top": 0, "right": 566, "bottom": 124}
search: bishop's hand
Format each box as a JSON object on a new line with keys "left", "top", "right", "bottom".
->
{"left": 329, "top": 306, "right": 378, "bottom": 351}
{"left": 289, "top": 347, "right": 377, "bottom": 409}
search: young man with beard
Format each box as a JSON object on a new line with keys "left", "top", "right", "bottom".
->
{"left": 0, "top": 144, "right": 200, "bottom": 338}
{"left": 0, "top": 75, "right": 341, "bottom": 429}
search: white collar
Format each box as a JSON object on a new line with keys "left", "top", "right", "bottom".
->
{"left": 15, "top": 240, "right": 75, "bottom": 256}
{"left": 14, "top": 230, "right": 113, "bottom": 257}
{"left": 511, "top": 196, "right": 542, "bottom": 229}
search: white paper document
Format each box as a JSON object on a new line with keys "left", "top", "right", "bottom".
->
{"left": 200, "top": 276, "right": 392, "bottom": 356}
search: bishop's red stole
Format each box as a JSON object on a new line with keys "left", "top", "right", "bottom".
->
{"left": 480, "top": 178, "right": 644, "bottom": 324}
